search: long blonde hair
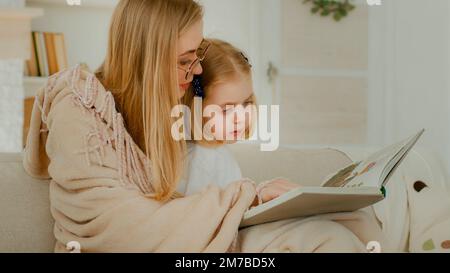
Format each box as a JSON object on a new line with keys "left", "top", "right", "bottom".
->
{"left": 96, "top": 0, "right": 203, "bottom": 201}
{"left": 183, "top": 39, "right": 257, "bottom": 147}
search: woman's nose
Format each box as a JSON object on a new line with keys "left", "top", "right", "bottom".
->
{"left": 193, "top": 62, "right": 203, "bottom": 76}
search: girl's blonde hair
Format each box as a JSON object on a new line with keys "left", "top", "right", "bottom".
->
{"left": 183, "top": 39, "right": 257, "bottom": 147}
{"left": 96, "top": 0, "right": 203, "bottom": 202}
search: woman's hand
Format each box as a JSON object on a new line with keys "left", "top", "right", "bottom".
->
{"left": 251, "top": 179, "right": 301, "bottom": 207}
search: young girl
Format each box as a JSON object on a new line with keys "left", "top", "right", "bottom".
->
{"left": 179, "top": 39, "right": 299, "bottom": 203}
{"left": 178, "top": 39, "right": 257, "bottom": 196}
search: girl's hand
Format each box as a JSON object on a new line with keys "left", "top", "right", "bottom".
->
{"left": 251, "top": 179, "right": 301, "bottom": 207}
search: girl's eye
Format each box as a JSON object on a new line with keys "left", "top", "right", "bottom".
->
{"left": 222, "top": 106, "right": 235, "bottom": 114}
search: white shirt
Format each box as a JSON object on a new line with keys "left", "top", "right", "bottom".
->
{"left": 177, "top": 143, "right": 242, "bottom": 196}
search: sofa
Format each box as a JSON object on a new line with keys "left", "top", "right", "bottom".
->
{"left": 1, "top": 143, "right": 448, "bottom": 252}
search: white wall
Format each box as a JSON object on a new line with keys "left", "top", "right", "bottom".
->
{"left": 0, "top": 0, "right": 25, "bottom": 7}
{"left": 200, "top": 0, "right": 265, "bottom": 104}
{"left": 28, "top": 0, "right": 260, "bottom": 78}
{"left": 28, "top": 3, "right": 114, "bottom": 71}
{"left": 254, "top": 0, "right": 450, "bottom": 174}
{"left": 270, "top": 0, "right": 369, "bottom": 146}
{"left": 22, "top": 0, "right": 450, "bottom": 175}
{"left": 0, "top": 0, "right": 25, "bottom": 153}
{"left": 370, "top": 0, "right": 450, "bottom": 174}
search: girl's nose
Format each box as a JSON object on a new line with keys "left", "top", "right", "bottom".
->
{"left": 233, "top": 112, "right": 239, "bottom": 124}
{"left": 233, "top": 107, "right": 245, "bottom": 124}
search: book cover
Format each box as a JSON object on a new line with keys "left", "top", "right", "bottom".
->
{"left": 38, "top": 32, "right": 49, "bottom": 77}
{"left": 44, "top": 32, "right": 58, "bottom": 75}
{"left": 54, "top": 33, "right": 68, "bottom": 71}
{"left": 26, "top": 32, "right": 39, "bottom": 77}
{"left": 32, "top": 32, "right": 43, "bottom": 77}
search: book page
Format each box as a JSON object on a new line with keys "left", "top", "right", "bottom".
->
{"left": 322, "top": 129, "right": 424, "bottom": 188}
{"left": 380, "top": 129, "right": 424, "bottom": 186}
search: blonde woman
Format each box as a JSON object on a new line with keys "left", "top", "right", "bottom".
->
{"left": 23, "top": 0, "right": 374, "bottom": 252}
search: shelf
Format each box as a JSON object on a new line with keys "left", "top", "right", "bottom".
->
{"left": 24, "top": 76, "right": 47, "bottom": 84}
{"left": 0, "top": 7, "right": 43, "bottom": 19}
{"left": 24, "top": 0, "right": 115, "bottom": 75}
{"left": 27, "top": 0, "right": 118, "bottom": 9}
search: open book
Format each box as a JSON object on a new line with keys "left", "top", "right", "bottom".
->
{"left": 240, "top": 129, "right": 425, "bottom": 228}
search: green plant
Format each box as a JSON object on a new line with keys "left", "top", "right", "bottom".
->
{"left": 303, "top": 0, "right": 355, "bottom": 21}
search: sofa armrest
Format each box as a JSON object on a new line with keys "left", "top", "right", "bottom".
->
{"left": 0, "top": 153, "right": 55, "bottom": 253}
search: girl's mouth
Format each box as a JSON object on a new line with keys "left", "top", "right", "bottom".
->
{"left": 231, "top": 130, "right": 243, "bottom": 138}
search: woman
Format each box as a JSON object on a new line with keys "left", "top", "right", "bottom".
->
{"left": 23, "top": 0, "right": 376, "bottom": 252}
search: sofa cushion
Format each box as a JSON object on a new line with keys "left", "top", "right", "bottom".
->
{"left": 228, "top": 144, "right": 352, "bottom": 186}
{"left": 0, "top": 153, "right": 55, "bottom": 253}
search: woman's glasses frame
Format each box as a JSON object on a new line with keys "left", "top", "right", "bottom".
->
{"left": 178, "top": 39, "right": 211, "bottom": 81}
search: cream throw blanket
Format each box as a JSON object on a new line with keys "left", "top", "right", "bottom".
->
{"left": 23, "top": 65, "right": 389, "bottom": 253}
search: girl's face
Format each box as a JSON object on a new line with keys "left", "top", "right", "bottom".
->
{"left": 203, "top": 77, "right": 255, "bottom": 143}
{"left": 177, "top": 20, "right": 204, "bottom": 98}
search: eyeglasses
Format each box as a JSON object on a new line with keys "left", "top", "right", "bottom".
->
{"left": 178, "top": 39, "right": 211, "bottom": 80}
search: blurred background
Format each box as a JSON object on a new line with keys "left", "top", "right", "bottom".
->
{"left": 1, "top": 0, "right": 449, "bottom": 175}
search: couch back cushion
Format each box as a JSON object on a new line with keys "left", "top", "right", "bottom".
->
{"left": 228, "top": 144, "right": 352, "bottom": 186}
